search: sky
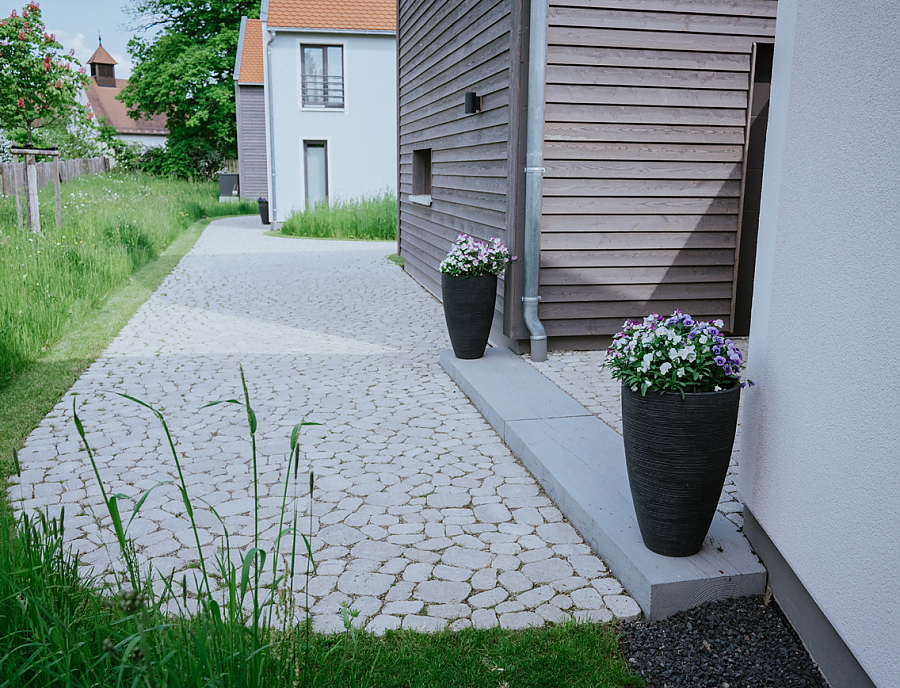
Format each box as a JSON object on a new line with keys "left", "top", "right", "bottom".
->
{"left": 24, "top": 0, "right": 148, "bottom": 78}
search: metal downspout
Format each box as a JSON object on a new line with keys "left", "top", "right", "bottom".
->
{"left": 522, "top": 0, "right": 548, "bottom": 362}
{"left": 265, "top": 26, "right": 277, "bottom": 226}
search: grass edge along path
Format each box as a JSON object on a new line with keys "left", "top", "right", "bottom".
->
{"left": 0, "top": 218, "right": 211, "bottom": 512}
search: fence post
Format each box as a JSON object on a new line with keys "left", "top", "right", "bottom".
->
{"left": 25, "top": 154, "right": 41, "bottom": 233}
{"left": 53, "top": 156, "right": 62, "bottom": 228}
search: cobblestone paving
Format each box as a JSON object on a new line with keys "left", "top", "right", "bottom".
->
{"left": 526, "top": 343, "right": 751, "bottom": 530}
{"left": 9, "top": 216, "right": 641, "bottom": 633}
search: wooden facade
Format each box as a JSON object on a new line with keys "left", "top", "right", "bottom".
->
{"left": 235, "top": 84, "right": 269, "bottom": 201}
{"left": 397, "top": 0, "right": 528, "bottom": 341}
{"left": 398, "top": 0, "right": 776, "bottom": 350}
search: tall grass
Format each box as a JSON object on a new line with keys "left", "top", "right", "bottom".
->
{"left": 0, "top": 173, "right": 256, "bottom": 385}
{"left": 1, "top": 372, "right": 643, "bottom": 688}
{"left": 280, "top": 192, "right": 396, "bottom": 241}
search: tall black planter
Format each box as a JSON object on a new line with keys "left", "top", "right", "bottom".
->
{"left": 258, "top": 201, "right": 270, "bottom": 225}
{"left": 621, "top": 383, "right": 741, "bottom": 557}
{"left": 441, "top": 273, "right": 497, "bottom": 359}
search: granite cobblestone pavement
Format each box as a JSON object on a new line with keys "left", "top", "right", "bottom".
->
{"left": 10, "top": 215, "right": 641, "bottom": 633}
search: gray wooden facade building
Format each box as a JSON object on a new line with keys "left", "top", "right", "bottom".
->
{"left": 398, "top": 0, "right": 776, "bottom": 350}
{"left": 235, "top": 18, "right": 269, "bottom": 202}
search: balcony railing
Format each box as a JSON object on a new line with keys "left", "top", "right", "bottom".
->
{"left": 301, "top": 75, "right": 345, "bottom": 108}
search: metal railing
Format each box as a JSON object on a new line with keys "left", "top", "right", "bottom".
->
{"left": 301, "top": 74, "right": 345, "bottom": 108}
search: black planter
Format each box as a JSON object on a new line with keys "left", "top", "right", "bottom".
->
{"left": 441, "top": 273, "right": 497, "bottom": 359}
{"left": 258, "top": 201, "right": 270, "bottom": 225}
{"left": 621, "top": 383, "right": 741, "bottom": 557}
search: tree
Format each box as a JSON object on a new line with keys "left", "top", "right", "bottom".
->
{"left": 120, "top": 0, "right": 260, "bottom": 178}
{"left": 0, "top": 2, "right": 91, "bottom": 147}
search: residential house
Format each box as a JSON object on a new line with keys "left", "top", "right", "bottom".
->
{"left": 260, "top": 0, "right": 397, "bottom": 226}
{"left": 397, "top": 0, "right": 775, "bottom": 353}
{"left": 737, "top": 1, "right": 899, "bottom": 687}
{"left": 85, "top": 43, "right": 168, "bottom": 147}
{"left": 234, "top": 17, "right": 269, "bottom": 201}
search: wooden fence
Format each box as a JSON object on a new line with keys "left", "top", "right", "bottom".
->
{"left": 0, "top": 156, "right": 111, "bottom": 197}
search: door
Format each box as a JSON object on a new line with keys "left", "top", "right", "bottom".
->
{"left": 304, "top": 141, "right": 328, "bottom": 207}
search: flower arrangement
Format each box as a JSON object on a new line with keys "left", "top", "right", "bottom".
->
{"left": 257, "top": 197, "right": 267, "bottom": 203}
{"left": 439, "top": 233, "right": 513, "bottom": 277}
{"left": 602, "top": 310, "right": 753, "bottom": 396}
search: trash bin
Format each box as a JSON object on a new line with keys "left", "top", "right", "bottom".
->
{"left": 218, "top": 173, "right": 239, "bottom": 201}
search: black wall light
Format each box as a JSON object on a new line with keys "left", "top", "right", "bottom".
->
{"left": 464, "top": 91, "right": 482, "bottom": 114}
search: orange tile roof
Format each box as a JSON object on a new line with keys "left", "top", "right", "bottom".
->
{"left": 238, "top": 19, "right": 265, "bottom": 84}
{"left": 87, "top": 44, "right": 117, "bottom": 65}
{"left": 266, "top": 0, "right": 395, "bottom": 31}
{"left": 86, "top": 78, "right": 168, "bottom": 136}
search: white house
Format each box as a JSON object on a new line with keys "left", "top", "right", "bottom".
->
{"left": 260, "top": 0, "right": 397, "bottom": 226}
{"left": 739, "top": 1, "right": 899, "bottom": 687}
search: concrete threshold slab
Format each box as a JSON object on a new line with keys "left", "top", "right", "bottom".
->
{"left": 441, "top": 347, "right": 767, "bottom": 620}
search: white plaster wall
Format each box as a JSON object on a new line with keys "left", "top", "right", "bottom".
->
{"left": 267, "top": 31, "right": 396, "bottom": 223}
{"left": 738, "top": 2, "right": 900, "bottom": 685}
{"left": 118, "top": 134, "right": 166, "bottom": 148}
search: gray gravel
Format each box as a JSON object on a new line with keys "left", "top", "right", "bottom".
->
{"left": 618, "top": 595, "right": 830, "bottom": 688}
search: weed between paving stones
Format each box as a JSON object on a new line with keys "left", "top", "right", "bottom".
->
{"left": 2, "top": 369, "right": 642, "bottom": 687}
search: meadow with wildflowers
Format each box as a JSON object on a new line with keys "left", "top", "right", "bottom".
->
{"left": 602, "top": 311, "right": 752, "bottom": 396}
{"left": 0, "top": 172, "right": 255, "bottom": 384}
{"left": 439, "top": 234, "right": 513, "bottom": 277}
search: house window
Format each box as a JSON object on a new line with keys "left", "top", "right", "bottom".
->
{"left": 411, "top": 148, "right": 432, "bottom": 205}
{"left": 301, "top": 45, "right": 344, "bottom": 108}
{"left": 304, "top": 141, "right": 328, "bottom": 206}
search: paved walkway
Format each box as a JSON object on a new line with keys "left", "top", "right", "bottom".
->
{"left": 10, "top": 215, "right": 640, "bottom": 633}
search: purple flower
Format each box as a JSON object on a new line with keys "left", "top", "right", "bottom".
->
{"left": 715, "top": 356, "right": 727, "bottom": 367}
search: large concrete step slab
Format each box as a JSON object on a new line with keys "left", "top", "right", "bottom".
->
{"left": 441, "top": 347, "right": 766, "bottom": 620}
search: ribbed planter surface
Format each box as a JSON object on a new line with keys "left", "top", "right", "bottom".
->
{"left": 258, "top": 202, "right": 269, "bottom": 225}
{"left": 621, "top": 383, "right": 741, "bottom": 557}
{"left": 441, "top": 273, "right": 497, "bottom": 359}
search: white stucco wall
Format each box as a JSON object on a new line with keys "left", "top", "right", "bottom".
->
{"left": 737, "top": 2, "right": 900, "bottom": 685}
{"left": 264, "top": 30, "right": 397, "bottom": 223}
{"left": 117, "top": 134, "right": 167, "bottom": 148}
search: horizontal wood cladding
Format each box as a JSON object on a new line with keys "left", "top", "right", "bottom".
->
{"left": 236, "top": 85, "right": 268, "bottom": 199}
{"left": 540, "top": 0, "right": 776, "bottom": 336}
{"left": 398, "top": 0, "right": 517, "bottom": 327}
{"left": 551, "top": 0, "right": 776, "bottom": 17}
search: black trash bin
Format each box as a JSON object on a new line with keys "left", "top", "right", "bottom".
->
{"left": 218, "top": 173, "right": 239, "bottom": 199}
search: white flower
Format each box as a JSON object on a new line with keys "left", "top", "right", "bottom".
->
{"left": 714, "top": 385, "right": 723, "bottom": 391}
{"left": 660, "top": 362, "right": 672, "bottom": 375}
{"left": 699, "top": 334, "right": 708, "bottom": 344}
{"left": 677, "top": 367, "right": 685, "bottom": 377}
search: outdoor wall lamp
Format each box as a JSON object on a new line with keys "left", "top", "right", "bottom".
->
{"left": 464, "top": 91, "right": 482, "bottom": 114}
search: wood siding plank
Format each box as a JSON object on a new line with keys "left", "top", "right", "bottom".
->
{"left": 542, "top": 178, "right": 742, "bottom": 197}
{"left": 540, "top": 248, "right": 736, "bottom": 268}
{"left": 549, "top": 0, "right": 777, "bottom": 18}
{"left": 547, "top": 65, "right": 750, "bottom": 90}
{"left": 540, "top": 231, "right": 737, "bottom": 250}
{"left": 547, "top": 45, "right": 751, "bottom": 71}
{"left": 544, "top": 123, "right": 746, "bottom": 144}
{"left": 548, "top": 6, "right": 776, "bottom": 36}
{"left": 545, "top": 84, "right": 748, "bottom": 109}
{"left": 543, "top": 160, "right": 742, "bottom": 180}
{"left": 547, "top": 26, "right": 759, "bottom": 53}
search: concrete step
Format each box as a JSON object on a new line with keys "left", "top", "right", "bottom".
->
{"left": 441, "top": 347, "right": 767, "bottom": 620}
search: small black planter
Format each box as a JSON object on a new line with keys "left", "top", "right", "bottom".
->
{"left": 621, "top": 383, "right": 741, "bottom": 557}
{"left": 258, "top": 201, "right": 270, "bottom": 225}
{"left": 441, "top": 273, "right": 497, "bottom": 359}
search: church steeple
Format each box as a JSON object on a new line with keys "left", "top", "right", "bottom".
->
{"left": 87, "top": 40, "right": 117, "bottom": 87}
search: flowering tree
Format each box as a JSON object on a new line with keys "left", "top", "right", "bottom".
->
{"left": 0, "top": 2, "right": 91, "bottom": 148}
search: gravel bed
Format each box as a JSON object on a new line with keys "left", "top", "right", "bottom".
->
{"left": 618, "top": 595, "right": 830, "bottom": 688}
